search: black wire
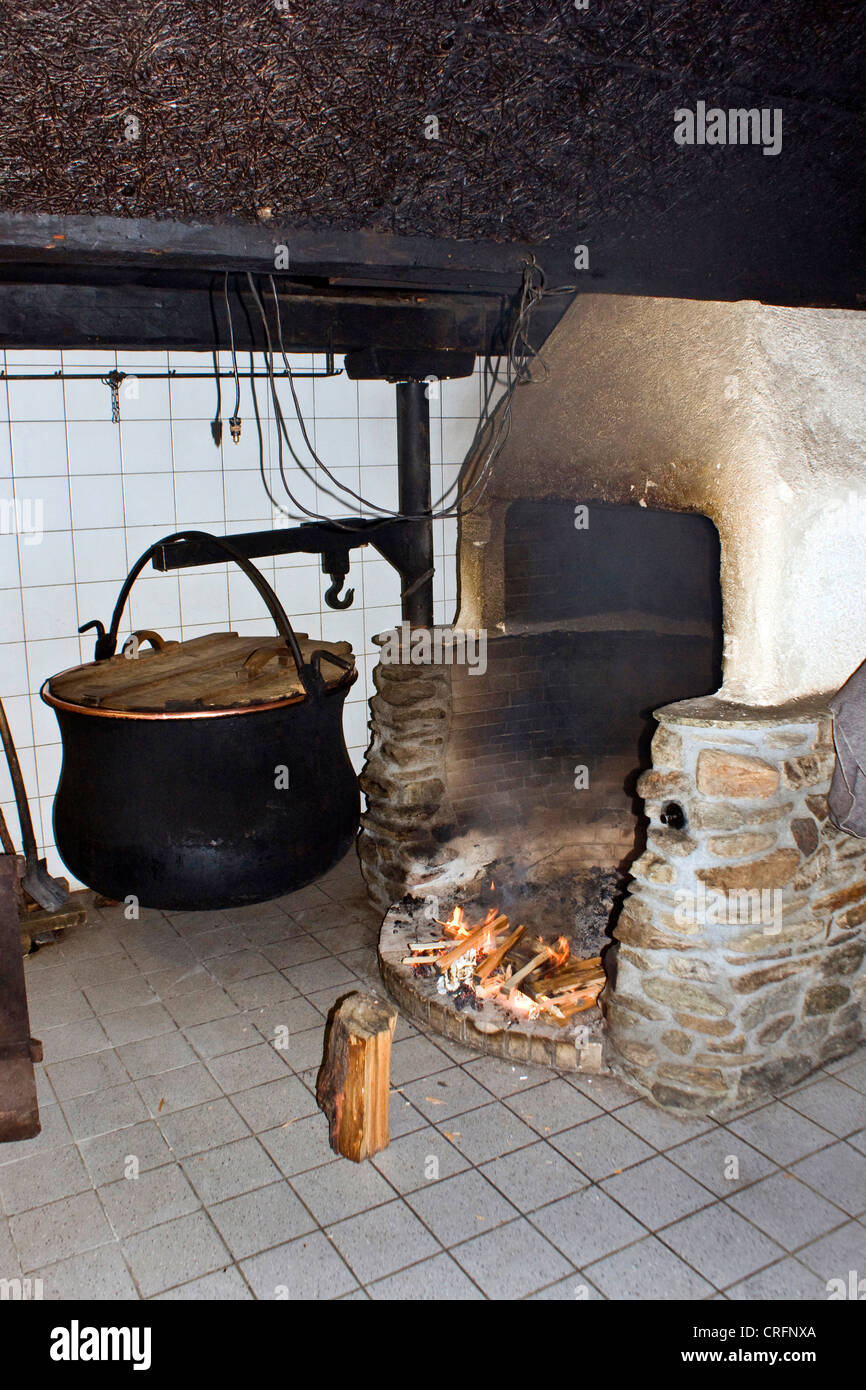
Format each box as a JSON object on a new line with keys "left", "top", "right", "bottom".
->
{"left": 223, "top": 273, "right": 241, "bottom": 422}
{"left": 238, "top": 259, "right": 575, "bottom": 529}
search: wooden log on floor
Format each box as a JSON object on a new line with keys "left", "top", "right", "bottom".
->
{"left": 316, "top": 992, "right": 398, "bottom": 1163}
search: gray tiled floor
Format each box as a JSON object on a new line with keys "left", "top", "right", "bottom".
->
{"left": 3, "top": 849, "right": 865, "bottom": 1300}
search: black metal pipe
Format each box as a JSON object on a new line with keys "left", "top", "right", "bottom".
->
{"left": 395, "top": 379, "right": 434, "bottom": 627}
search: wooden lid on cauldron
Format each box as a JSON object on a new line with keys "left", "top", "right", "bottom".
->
{"left": 45, "top": 631, "right": 355, "bottom": 714}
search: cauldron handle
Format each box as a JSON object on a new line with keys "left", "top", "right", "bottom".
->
{"left": 83, "top": 529, "right": 321, "bottom": 695}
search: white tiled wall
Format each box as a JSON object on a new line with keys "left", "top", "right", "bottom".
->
{"left": 0, "top": 348, "right": 486, "bottom": 885}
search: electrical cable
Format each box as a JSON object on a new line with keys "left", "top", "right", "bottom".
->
{"left": 227, "top": 258, "right": 575, "bottom": 530}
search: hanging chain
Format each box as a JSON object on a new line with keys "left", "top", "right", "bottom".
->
{"left": 101, "top": 369, "right": 127, "bottom": 424}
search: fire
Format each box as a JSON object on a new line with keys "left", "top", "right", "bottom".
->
{"left": 410, "top": 897, "right": 604, "bottom": 1027}
{"left": 550, "top": 936, "right": 570, "bottom": 968}
{"left": 439, "top": 905, "right": 466, "bottom": 937}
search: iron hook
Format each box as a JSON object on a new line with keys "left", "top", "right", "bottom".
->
{"left": 324, "top": 576, "right": 355, "bottom": 610}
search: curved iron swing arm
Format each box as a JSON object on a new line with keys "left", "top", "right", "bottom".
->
{"left": 78, "top": 529, "right": 352, "bottom": 698}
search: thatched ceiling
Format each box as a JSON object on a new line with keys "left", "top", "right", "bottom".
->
{"left": 0, "top": 0, "right": 862, "bottom": 246}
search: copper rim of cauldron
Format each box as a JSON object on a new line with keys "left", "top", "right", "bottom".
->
{"left": 40, "top": 667, "right": 357, "bottom": 721}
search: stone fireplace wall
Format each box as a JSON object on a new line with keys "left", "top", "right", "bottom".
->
{"left": 606, "top": 697, "right": 866, "bottom": 1111}
{"left": 359, "top": 294, "right": 866, "bottom": 1109}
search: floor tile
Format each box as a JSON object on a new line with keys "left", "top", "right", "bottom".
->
{"left": 462, "top": 1056, "right": 552, "bottom": 1097}
{"left": 837, "top": 1058, "right": 866, "bottom": 1094}
{"left": 11, "top": 1190, "right": 113, "bottom": 1271}
{"left": 102, "top": 1002, "right": 176, "bottom": 1047}
{"left": 209, "top": 1182, "right": 317, "bottom": 1260}
{"left": 205, "top": 1042, "right": 293, "bottom": 1095}
{"left": 368, "top": 1252, "right": 484, "bottom": 1300}
{"left": 62, "top": 1083, "right": 150, "bottom": 1140}
{"left": 530, "top": 1186, "right": 647, "bottom": 1267}
{"left": 99, "top": 1164, "right": 201, "bottom": 1237}
{"left": 371, "top": 1129, "right": 471, "bottom": 1193}
{"left": 116, "top": 1031, "right": 199, "bottom": 1080}
{"left": 247, "top": 995, "right": 323, "bottom": 1040}
{"left": 666, "top": 1128, "right": 779, "bottom": 1195}
{"left": 152, "top": 1266, "right": 253, "bottom": 1299}
{"left": 388, "top": 1091, "right": 429, "bottom": 1138}
{"left": 291, "top": 1159, "right": 396, "bottom": 1226}
{"left": 480, "top": 1141, "right": 587, "bottom": 1211}
{"left": 794, "top": 1218, "right": 866, "bottom": 1283}
{"left": 181, "top": 1136, "right": 281, "bottom": 1205}
{"left": 45, "top": 1048, "right": 128, "bottom": 1100}
{"left": 0, "top": 1103, "right": 72, "bottom": 1165}
{"left": 0, "top": 1144, "right": 91, "bottom": 1216}
{"left": 122, "top": 1211, "right": 231, "bottom": 1298}
{"left": 791, "top": 1141, "right": 866, "bottom": 1217}
{"left": 389, "top": 1036, "right": 453, "bottom": 1086}
{"left": 600, "top": 1154, "right": 716, "bottom": 1230}
{"left": 659, "top": 1202, "right": 784, "bottom": 1289}
{"left": 258, "top": 1113, "right": 340, "bottom": 1177}
{"left": 585, "top": 1234, "right": 715, "bottom": 1300}
{"left": 728, "top": 1172, "right": 849, "bottom": 1251}
{"left": 70, "top": 952, "right": 141, "bottom": 990}
{"left": 28, "top": 988, "right": 94, "bottom": 1030}
{"left": 326, "top": 1199, "right": 440, "bottom": 1283}
{"left": 157, "top": 1098, "right": 250, "bottom": 1158}
{"left": 136, "top": 1063, "right": 222, "bottom": 1117}
{"left": 725, "top": 1256, "right": 830, "bottom": 1300}
{"left": 451, "top": 1217, "right": 573, "bottom": 1299}
{"left": 400, "top": 1066, "right": 494, "bottom": 1121}
{"left": 34, "top": 1244, "right": 139, "bottom": 1300}
{"left": 727, "top": 1102, "right": 837, "bottom": 1167}
{"left": 550, "top": 1113, "right": 656, "bottom": 1181}
{"left": 39, "top": 1018, "right": 111, "bottom": 1063}
{"left": 83, "top": 976, "right": 158, "bottom": 1016}
{"left": 230, "top": 1076, "right": 319, "bottom": 1133}
{"left": 269, "top": 936, "right": 331, "bottom": 968}
{"left": 781, "top": 1077, "right": 866, "bottom": 1139}
{"left": 163, "top": 986, "right": 236, "bottom": 1029}
{"left": 241, "top": 1231, "right": 358, "bottom": 1300}
{"left": 185, "top": 925, "right": 249, "bottom": 959}
{"left": 280, "top": 955, "right": 358, "bottom": 995}
{"left": 527, "top": 1272, "right": 606, "bottom": 1299}
{"left": 405, "top": 1169, "right": 518, "bottom": 1247}
{"left": 224, "top": 971, "right": 297, "bottom": 1011}
{"left": 206, "top": 950, "right": 274, "bottom": 985}
{"left": 439, "top": 1101, "right": 538, "bottom": 1166}
{"left": 564, "top": 1072, "right": 639, "bottom": 1110}
{"left": 616, "top": 1098, "right": 716, "bottom": 1149}
{"left": 79, "top": 1121, "right": 174, "bottom": 1185}
{"left": 183, "top": 1014, "right": 261, "bottom": 1060}
{"left": 504, "top": 1077, "right": 603, "bottom": 1135}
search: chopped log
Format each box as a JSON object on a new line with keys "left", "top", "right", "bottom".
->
{"left": 437, "top": 913, "right": 508, "bottom": 970}
{"left": 536, "top": 957, "right": 603, "bottom": 992}
{"left": 474, "top": 923, "right": 525, "bottom": 981}
{"left": 316, "top": 992, "right": 398, "bottom": 1163}
{"left": 504, "top": 946, "right": 553, "bottom": 993}
{"left": 553, "top": 996, "right": 599, "bottom": 1026}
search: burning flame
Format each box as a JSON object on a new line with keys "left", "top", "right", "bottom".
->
{"left": 550, "top": 936, "right": 570, "bottom": 968}
{"left": 418, "top": 894, "right": 601, "bottom": 1027}
{"left": 440, "top": 905, "right": 466, "bottom": 937}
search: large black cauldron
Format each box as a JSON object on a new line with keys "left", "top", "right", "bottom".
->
{"left": 42, "top": 532, "right": 360, "bottom": 911}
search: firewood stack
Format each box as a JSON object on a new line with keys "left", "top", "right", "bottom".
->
{"left": 402, "top": 904, "right": 605, "bottom": 1025}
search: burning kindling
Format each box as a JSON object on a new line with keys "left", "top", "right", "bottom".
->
{"left": 401, "top": 901, "right": 605, "bottom": 1025}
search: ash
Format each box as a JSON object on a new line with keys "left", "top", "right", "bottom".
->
{"left": 445, "top": 862, "right": 621, "bottom": 960}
